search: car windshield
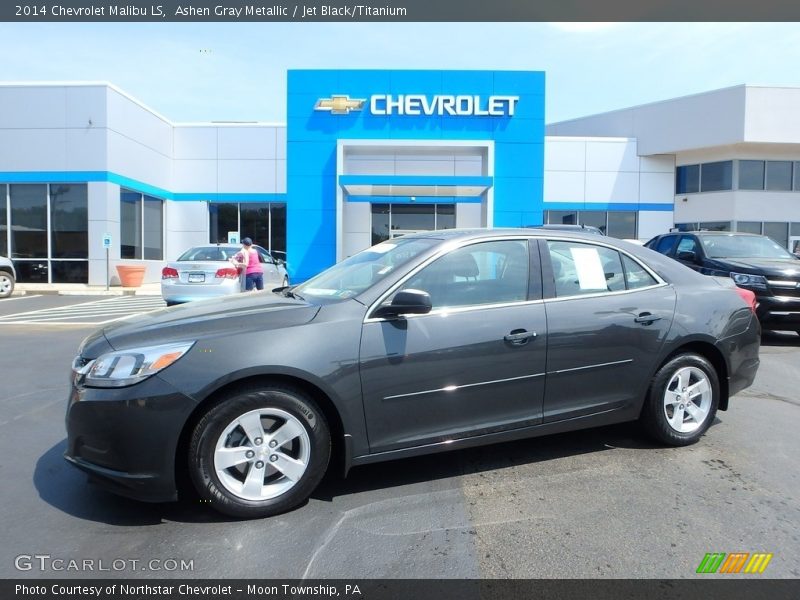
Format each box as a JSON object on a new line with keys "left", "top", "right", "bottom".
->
{"left": 293, "top": 237, "right": 440, "bottom": 299}
{"left": 699, "top": 235, "right": 795, "bottom": 259}
{"left": 177, "top": 246, "right": 239, "bottom": 261}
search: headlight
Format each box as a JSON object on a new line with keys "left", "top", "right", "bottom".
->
{"left": 77, "top": 342, "right": 194, "bottom": 388}
{"left": 730, "top": 272, "right": 768, "bottom": 290}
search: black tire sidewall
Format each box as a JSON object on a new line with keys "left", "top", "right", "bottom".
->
{"left": 642, "top": 353, "right": 720, "bottom": 446}
{"left": 189, "top": 386, "right": 330, "bottom": 518}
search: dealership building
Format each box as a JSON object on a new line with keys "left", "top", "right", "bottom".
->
{"left": 1, "top": 69, "right": 799, "bottom": 285}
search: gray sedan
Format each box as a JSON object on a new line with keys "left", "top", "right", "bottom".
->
{"left": 67, "top": 229, "right": 760, "bottom": 518}
{"left": 161, "top": 244, "right": 288, "bottom": 306}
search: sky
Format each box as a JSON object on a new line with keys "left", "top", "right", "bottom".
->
{"left": 2, "top": 22, "right": 800, "bottom": 124}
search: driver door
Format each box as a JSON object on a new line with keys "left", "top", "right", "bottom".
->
{"left": 358, "top": 238, "right": 547, "bottom": 454}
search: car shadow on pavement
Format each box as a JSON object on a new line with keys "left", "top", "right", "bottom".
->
{"left": 760, "top": 330, "right": 800, "bottom": 347}
{"left": 312, "top": 420, "right": 677, "bottom": 502}
{"left": 37, "top": 419, "right": 719, "bottom": 524}
{"left": 34, "top": 440, "right": 239, "bottom": 525}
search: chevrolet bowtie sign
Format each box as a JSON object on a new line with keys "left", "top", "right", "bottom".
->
{"left": 314, "top": 94, "right": 519, "bottom": 117}
{"left": 314, "top": 95, "right": 367, "bottom": 115}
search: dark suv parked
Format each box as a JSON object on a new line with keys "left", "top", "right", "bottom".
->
{"left": 646, "top": 231, "right": 800, "bottom": 333}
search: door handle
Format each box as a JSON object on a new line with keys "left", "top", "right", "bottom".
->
{"left": 634, "top": 312, "right": 662, "bottom": 325}
{"left": 504, "top": 329, "right": 537, "bottom": 345}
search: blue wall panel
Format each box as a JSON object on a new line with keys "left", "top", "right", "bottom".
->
{"left": 287, "top": 69, "right": 545, "bottom": 281}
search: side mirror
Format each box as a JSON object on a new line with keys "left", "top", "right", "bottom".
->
{"left": 677, "top": 250, "right": 697, "bottom": 263}
{"left": 373, "top": 289, "right": 432, "bottom": 319}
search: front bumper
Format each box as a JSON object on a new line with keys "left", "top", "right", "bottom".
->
{"left": 64, "top": 374, "right": 197, "bottom": 503}
{"left": 755, "top": 294, "right": 800, "bottom": 331}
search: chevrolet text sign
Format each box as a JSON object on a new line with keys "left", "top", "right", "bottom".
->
{"left": 372, "top": 95, "right": 518, "bottom": 116}
{"left": 315, "top": 94, "right": 519, "bottom": 117}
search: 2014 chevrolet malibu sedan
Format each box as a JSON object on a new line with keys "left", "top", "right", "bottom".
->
{"left": 66, "top": 229, "right": 760, "bottom": 518}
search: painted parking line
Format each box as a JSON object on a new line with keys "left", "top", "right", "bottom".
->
{"left": 0, "top": 296, "right": 166, "bottom": 325}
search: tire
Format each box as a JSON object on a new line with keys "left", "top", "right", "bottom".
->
{"left": 189, "top": 385, "right": 330, "bottom": 518}
{"left": 0, "top": 271, "right": 14, "bottom": 299}
{"left": 640, "top": 353, "right": 719, "bottom": 446}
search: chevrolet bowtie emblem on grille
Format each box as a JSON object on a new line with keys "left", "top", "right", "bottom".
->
{"left": 314, "top": 95, "right": 366, "bottom": 115}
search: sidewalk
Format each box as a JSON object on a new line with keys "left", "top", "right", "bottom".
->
{"left": 12, "top": 282, "right": 162, "bottom": 297}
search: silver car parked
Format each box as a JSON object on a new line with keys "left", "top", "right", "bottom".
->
{"left": 161, "top": 244, "right": 288, "bottom": 306}
{"left": 0, "top": 256, "right": 16, "bottom": 298}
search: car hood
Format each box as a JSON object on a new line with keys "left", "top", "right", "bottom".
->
{"left": 710, "top": 257, "right": 800, "bottom": 277}
{"left": 79, "top": 292, "right": 320, "bottom": 358}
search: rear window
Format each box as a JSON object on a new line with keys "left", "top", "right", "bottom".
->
{"left": 177, "top": 247, "right": 239, "bottom": 261}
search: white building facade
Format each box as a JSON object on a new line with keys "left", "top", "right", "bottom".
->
{"left": 2, "top": 76, "right": 797, "bottom": 285}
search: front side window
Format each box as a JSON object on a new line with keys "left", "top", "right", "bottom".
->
{"left": 653, "top": 235, "right": 677, "bottom": 255}
{"left": 401, "top": 240, "right": 530, "bottom": 309}
{"left": 676, "top": 236, "right": 700, "bottom": 256}
{"left": 547, "top": 241, "right": 626, "bottom": 298}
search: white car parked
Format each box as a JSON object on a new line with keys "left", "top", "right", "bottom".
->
{"left": 161, "top": 244, "right": 288, "bottom": 306}
{"left": 0, "top": 256, "right": 16, "bottom": 298}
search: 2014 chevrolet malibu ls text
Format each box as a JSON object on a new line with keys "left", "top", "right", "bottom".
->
{"left": 65, "top": 229, "right": 760, "bottom": 518}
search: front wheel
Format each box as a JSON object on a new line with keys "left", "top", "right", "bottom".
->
{"left": 189, "top": 386, "right": 330, "bottom": 518}
{"left": 640, "top": 353, "right": 719, "bottom": 446}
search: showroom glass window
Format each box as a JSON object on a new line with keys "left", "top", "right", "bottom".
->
{"left": 676, "top": 165, "right": 700, "bottom": 194}
{"left": 700, "top": 161, "right": 732, "bottom": 192}
{"left": 764, "top": 222, "right": 789, "bottom": 249}
{"left": 50, "top": 184, "right": 89, "bottom": 283}
{"left": 544, "top": 210, "right": 638, "bottom": 240}
{"left": 5, "top": 183, "right": 88, "bottom": 283}
{"left": 736, "top": 222, "right": 762, "bottom": 234}
{"left": 120, "top": 189, "right": 163, "bottom": 260}
{"left": 766, "top": 161, "right": 793, "bottom": 191}
{"left": 795, "top": 162, "right": 800, "bottom": 191}
{"left": 209, "top": 202, "right": 287, "bottom": 254}
{"left": 0, "top": 184, "right": 6, "bottom": 255}
{"left": 738, "top": 160, "right": 764, "bottom": 190}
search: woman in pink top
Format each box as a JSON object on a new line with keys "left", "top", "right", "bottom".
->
{"left": 236, "top": 238, "right": 264, "bottom": 291}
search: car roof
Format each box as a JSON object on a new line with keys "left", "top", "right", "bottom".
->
{"left": 663, "top": 231, "right": 763, "bottom": 238}
{"left": 396, "top": 227, "right": 608, "bottom": 242}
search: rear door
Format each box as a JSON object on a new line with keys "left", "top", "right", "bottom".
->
{"left": 542, "top": 239, "right": 676, "bottom": 422}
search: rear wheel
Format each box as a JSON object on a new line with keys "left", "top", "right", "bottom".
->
{"left": 189, "top": 386, "right": 330, "bottom": 518}
{"left": 640, "top": 353, "right": 719, "bottom": 446}
{"left": 0, "top": 271, "right": 14, "bottom": 298}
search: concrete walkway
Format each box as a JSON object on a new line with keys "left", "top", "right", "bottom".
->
{"left": 12, "top": 282, "right": 162, "bottom": 297}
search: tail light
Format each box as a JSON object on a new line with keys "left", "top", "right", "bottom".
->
{"left": 734, "top": 287, "right": 757, "bottom": 314}
{"left": 161, "top": 267, "right": 178, "bottom": 280}
{"left": 215, "top": 267, "right": 239, "bottom": 279}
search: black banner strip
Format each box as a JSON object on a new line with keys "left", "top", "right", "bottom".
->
{"left": 3, "top": 1, "right": 800, "bottom": 22}
{"left": 4, "top": 579, "right": 800, "bottom": 600}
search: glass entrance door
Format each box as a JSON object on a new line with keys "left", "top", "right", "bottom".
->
{"left": 371, "top": 203, "right": 456, "bottom": 245}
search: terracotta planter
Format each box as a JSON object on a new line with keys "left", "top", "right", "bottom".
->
{"left": 116, "top": 264, "right": 147, "bottom": 288}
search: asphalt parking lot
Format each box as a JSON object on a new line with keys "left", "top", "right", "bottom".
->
{"left": 0, "top": 294, "right": 798, "bottom": 579}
